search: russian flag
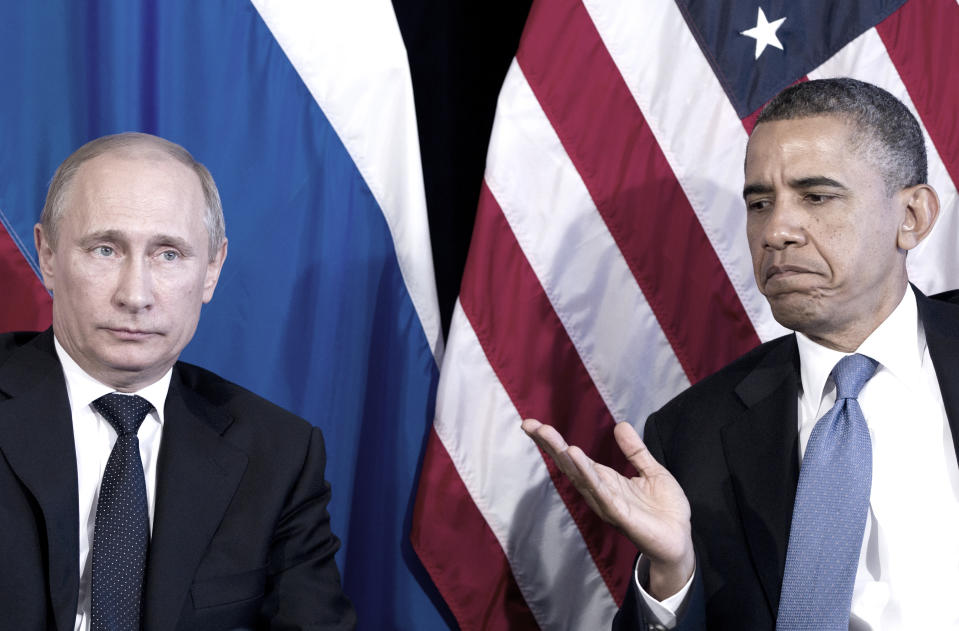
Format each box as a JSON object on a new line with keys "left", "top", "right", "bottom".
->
{"left": 0, "top": 2, "right": 446, "bottom": 628}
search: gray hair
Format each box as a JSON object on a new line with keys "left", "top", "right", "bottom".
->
{"left": 41, "top": 132, "right": 226, "bottom": 259}
{"left": 756, "top": 78, "right": 926, "bottom": 194}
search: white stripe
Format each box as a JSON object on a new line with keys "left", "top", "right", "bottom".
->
{"left": 583, "top": 0, "right": 789, "bottom": 343}
{"left": 435, "top": 302, "right": 617, "bottom": 630}
{"left": 485, "top": 60, "right": 690, "bottom": 430}
{"left": 808, "top": 28, "right": 959, "bottom": 294}
{"left": 250, "top": 0, "right": 444, "bottom": 362}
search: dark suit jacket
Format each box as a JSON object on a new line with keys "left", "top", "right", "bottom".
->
{"left": 614, "top": 288, "right": 959, "bottom": 630}
{"left": 0, "top": 329, "right": 356, "bottom": 630}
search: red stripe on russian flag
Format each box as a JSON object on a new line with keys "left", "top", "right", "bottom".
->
{"left": 0, "top": 225, "right": 51, "bottom": 333}
{"left": 515, "top": 0, "right": 760, "bottom": 384}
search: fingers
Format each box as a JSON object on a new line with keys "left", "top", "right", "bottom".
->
{"left": 521, "top": 418, "right": 569, "bottom": 455}
{"left": 565, "top": 445, "right": 605, "bottom": 495}
{"left": 523, "top": 420, "right": 605, "bottom": 497}
{"left": 521, "top": 418, "right": 575, "bottom": 474}
{"left": 614, "top": 421, "right": 664, "bottom": 477}
{"left": 522, "top": 419, "right": 604, "bottom": 493}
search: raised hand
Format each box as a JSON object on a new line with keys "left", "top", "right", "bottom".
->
{"left": 521, "top": 419, "right": 695, "bottom": 599}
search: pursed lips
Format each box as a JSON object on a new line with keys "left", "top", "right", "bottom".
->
{"left": 101, "top": 326, "right": 162, "bottom": 339}
{"left": 764, "top": 263, "right": 816, "bottom": 282}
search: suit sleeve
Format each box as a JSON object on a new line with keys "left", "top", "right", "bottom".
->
{"left": 261, "top": 427, "right": 357, "bottom": 630}
{"left": 611, "top": 414, "right": 707, "bottom": 631}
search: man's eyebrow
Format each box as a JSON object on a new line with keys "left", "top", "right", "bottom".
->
{"left": 78, "top": 229, "right": 125, "bottom": 247}
{"left": 742, "top": 177, "right": 849, "bottom": 199}
{"left": 742, "top": 183, "right": 773, "bottom": 199}
{"left": 788, "top": 176, "right": 848, "bottom": 190}
{"left": 152, "top": 234, "right": 197, "bottom": 255}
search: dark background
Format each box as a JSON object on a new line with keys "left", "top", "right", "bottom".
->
{"left": 392, "top": 1, "right": 534, "bottom": 336}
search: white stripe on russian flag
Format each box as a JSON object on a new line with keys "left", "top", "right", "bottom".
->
{"left": 251, "top": 0, "right": 444, "bottom": 361}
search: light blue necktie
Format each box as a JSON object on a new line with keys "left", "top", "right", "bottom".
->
{"left": 777, "top": 353, "right": 878, "bottom": 631}
{"left": 91, "top": 393, "right": 153, "bottom": 631}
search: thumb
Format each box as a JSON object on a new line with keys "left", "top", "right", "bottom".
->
{"left": 614, "top": 422, "right": 665, "bottom": 477}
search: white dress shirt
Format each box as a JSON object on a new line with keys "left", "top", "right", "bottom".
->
{"left": 54, "top": 339, "right": 170, "bottom": 631}
{"left": 638, "top": 289, "right": 959, "bottom": 629}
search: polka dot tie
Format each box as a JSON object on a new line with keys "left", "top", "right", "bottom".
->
{"left": 776, "top": 353, "right": 878, "bottom": 630}
{"left": 90, "top": 393, "right": 153, "bottom": 631}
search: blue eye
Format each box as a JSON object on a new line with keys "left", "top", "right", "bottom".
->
{"left": 161, "top": 250, "right": 179, "bottom": 261}
{"left": 94, "top": 246, "right": 114, "bottom": 257}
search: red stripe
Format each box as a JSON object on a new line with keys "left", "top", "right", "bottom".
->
{"left": 877, "top": 0, "right": 959, "bottom": 190}
{"left": 458, "top": 182, "right": 638, "bottom": 606}
{"left": 0, "top": 224, "right": 51, "bottom": 333}
{"left": 515, "top": 0, "right": 760, "bottom": 385}
{"left": 411, "top": 430, "right": 539, "bottom": 631}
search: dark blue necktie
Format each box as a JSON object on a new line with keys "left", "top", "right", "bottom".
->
{"left": 777, "top": 353, "right": 878, "bottom": 630}
{"left": 90, "top": 393, "right": 153, "bottom": 631}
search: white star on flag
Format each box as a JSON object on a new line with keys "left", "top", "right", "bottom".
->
{"left": 741, "top": 7, "right": 786, "bottom": 59}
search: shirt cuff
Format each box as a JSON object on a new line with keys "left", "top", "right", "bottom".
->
{"left": 633, "top": 554, "right": 696, "bottom": 630}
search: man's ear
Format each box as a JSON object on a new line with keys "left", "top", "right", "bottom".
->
{"left": 34, "top": 223, "right": 56, "bottom": 292}
{"left": 897, "top": 184, "right": 940, "bottom": 251}
{"left": 202, "top": 238, "right": 228, "bottom": 303}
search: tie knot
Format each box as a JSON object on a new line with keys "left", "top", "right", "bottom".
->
{"left": 92, "top": 393, "right": 153, "bottom": 436}
{"left": 831, "top": 353, "right": 878, "bottom": 400}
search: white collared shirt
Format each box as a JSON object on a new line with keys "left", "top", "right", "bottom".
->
{"left": 639, "top": 289, "right": 959, "bottom": 629}
{"left": 54, "top": 338, "right": 170, "bottom": 631}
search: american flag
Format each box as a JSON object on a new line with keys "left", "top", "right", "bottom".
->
{"left": 411, "top": 0, "right": 959, "bottom": 628}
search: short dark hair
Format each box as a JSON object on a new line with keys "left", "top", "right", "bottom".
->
{"left": 756, "top": 78, "right": 926, "bottom": 193}
{"left": 41, "top": 132, "right": 225, "bottom": 259}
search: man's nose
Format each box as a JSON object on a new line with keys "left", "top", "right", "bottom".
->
{"left": 113, "top": 257, "right": 154, "bottom": 311}
{"left": 762, "top": 199, "right": 807, "bottom": 250}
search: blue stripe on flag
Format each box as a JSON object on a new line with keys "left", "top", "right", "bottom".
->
{"left": 0, "top": 1, "right": 444, "bottom": 628}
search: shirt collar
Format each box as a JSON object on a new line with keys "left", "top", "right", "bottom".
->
{"left": 54, "top": 335, "right": 171, "bottom": 424}
{"left": 796, "top": 287, "right": 924, "bottom": 411}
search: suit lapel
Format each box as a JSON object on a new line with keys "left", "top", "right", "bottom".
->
{"left": 143, "top": 366, "right": 247, "bottom": 631}
{"left": 916, "top": 289, "right": 959, "bottom": 463}
{"left": 720, "top": 337, "right": 801, "bottom": 617}
{"left": 0, "top": 330, "right": 79, "bottom": 631}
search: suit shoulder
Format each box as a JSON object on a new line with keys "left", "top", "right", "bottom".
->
{"left": 0, "top": 331, "right": 45, "bottom": 360}
{"left": 931, "top": 288, "right": 959, "bottom": 306}
{"left": 173, "top": 361, "right": 311, "bottom": 433}
{"left": 652, "top": 333, "right": 795, "bottom": 422}
{"left": 926, "top": 289, "right": 959, "bottom": 331}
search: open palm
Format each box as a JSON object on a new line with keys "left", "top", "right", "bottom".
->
{"left": 522, "top": 419, "right": 695, "bottom": 598}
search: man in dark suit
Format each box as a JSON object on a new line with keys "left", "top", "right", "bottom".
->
{"left": 525, "top": 78, "right": 958, "bottom": 629}
{"left": 0, "top": 132, "right": 356, "bottom": 629}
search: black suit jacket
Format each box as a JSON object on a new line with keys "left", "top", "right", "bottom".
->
{"left": 0, "top": 329, "right": 356, "bottom": 630}
{"left": 614, "top": 288, "right": 959, "bottom": 630}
